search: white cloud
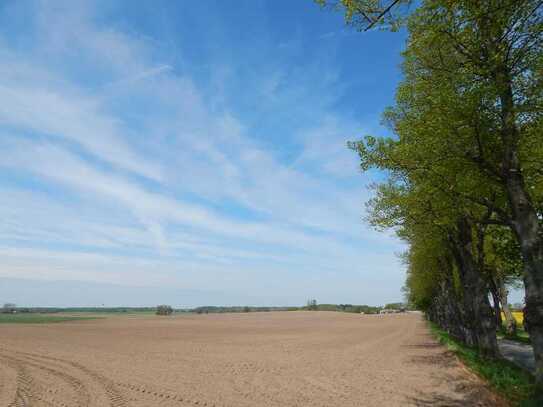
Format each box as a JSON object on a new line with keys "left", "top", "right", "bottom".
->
{"left": 0, "top": 77, "right": 163, "bottom": 181}
{"left": 0, "top": 0, "right": 406, "bottom": 303}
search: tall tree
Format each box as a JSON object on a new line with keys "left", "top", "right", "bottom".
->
{"left": 366, "top": 177, "right": 500, "bottom": 356}
{"left": 389, "top": 0, "right": 543, "bottom": 384}
{"left": 485, "top": 226, "right": 523, "bottom": 335}
{"left": 324, "top": 0, "right": 542, "bottom": 384}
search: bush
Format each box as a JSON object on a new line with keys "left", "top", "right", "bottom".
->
{"left": 156, "top": 305, "right": 173, "bottom": 316}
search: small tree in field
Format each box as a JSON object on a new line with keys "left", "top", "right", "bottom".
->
{"left": 306, "top": 299, "right": 318, "bottom": 311}
{"left": 156, "top": 305, "right": 173, "bottom": 316}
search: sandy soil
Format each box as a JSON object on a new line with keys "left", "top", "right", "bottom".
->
{"left": 0, "top": 311, "right": 506, "bottom": 406}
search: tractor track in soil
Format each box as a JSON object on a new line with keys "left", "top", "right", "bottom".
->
{"left": 0, "top": 349, "right": 219, "bottom": 407}
{"left": 0, "top": 349, "right": 127, "bottom": 407}
{"left": 0, "top": 353, "right": 36, "bottom": 407}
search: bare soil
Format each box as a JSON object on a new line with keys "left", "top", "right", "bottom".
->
{"left": 0, "top": 311, "right": 506, "bottom": 406}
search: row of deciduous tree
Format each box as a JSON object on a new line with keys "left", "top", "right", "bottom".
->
{"left": 319, "top": 0, "right": 542, "bottom": 389}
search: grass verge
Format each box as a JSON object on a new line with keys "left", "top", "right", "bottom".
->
{"left": 428, "top": 322, "right": 538, "bottom": 406}
{"left": 0, "top": 313, "right": 99, "bottom": 324}
{"left": 498, "top": 327, "right": 531, "bottom": 345}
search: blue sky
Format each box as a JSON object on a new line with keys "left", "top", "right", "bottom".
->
{"left": 0, "top": 0, "right": 410, "bottom": 307}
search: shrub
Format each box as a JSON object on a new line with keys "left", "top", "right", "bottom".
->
{"left": 156, "top": 305, "right": 173, "bottom": 316}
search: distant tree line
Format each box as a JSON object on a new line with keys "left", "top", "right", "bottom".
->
{"left": 192, "top": 303, "right": 384, "bottom": 314}
{"left": 305, "top": 303, "right": 383, "bottom": 314}
{"left": 192, "top": 306, "right": 300, "bottom": 314}
{"left": 1, "top": 304, "right": 393, "bottom": 315}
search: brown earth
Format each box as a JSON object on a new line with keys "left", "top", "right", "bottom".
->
{"left": 0, "top": 311, "right": 506, "bottom": 407}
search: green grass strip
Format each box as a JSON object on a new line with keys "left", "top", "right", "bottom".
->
{"left": 0, "top": 314, "right": 99, "bottom": 324}
{"left": 497, "top": 327, "right": 531, "bottom": 345}
{"left": 428, "top": 322, "right": 538, "bottom": 406}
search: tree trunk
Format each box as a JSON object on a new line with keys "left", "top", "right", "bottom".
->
{"left": 494, "top": 62, "right": 543, "bottom": 388}
{"left": 511, "top": 204, "right": 543, "bottom": 388}
{"left": 497, "top": 280, "right": 517, "bottom": 337}
{"left": 504, "top": 171, "right": 543, "bottom": 385}
{"left": 487, "top": 273, "right": 503, "bottom": 330}
{"left": 452, "top": 218, "right": 500, "bottom": 358}
{"left": 444, "top": 278, "right": 467, "bottom": 342}
{"left": 427, "top": 268, "right": 470, "bottom": 345}
{"left": 435, "top": 256, "right": 467, "bottom": 342}
{"left": 490, "top": 286, "right": 503, "bottom": 330}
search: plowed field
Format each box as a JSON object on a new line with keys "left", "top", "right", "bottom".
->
{"left": 0, "top": 311, "right": 505, "bottom": 406}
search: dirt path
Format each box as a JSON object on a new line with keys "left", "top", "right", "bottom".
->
{"left": 0, "top": 312, "right": 506, "bottom": 406}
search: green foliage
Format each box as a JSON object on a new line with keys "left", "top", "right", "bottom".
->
{"left": 315, "top": 0, "right": 413, "bottom": 31}
{"left": 156, "top": 305, "right": 174, "bottom": 316}
{"left": 343, "top": 0, "right": 543, "bottom": 320}
{"left": 485, "top": 226, "right": 524, "bottom": 284}
{"left": 314, "top": 303, "right": 382, "bottom": 313}
{"left": 384, "top": 302, "right": 404, "bottom": 310}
